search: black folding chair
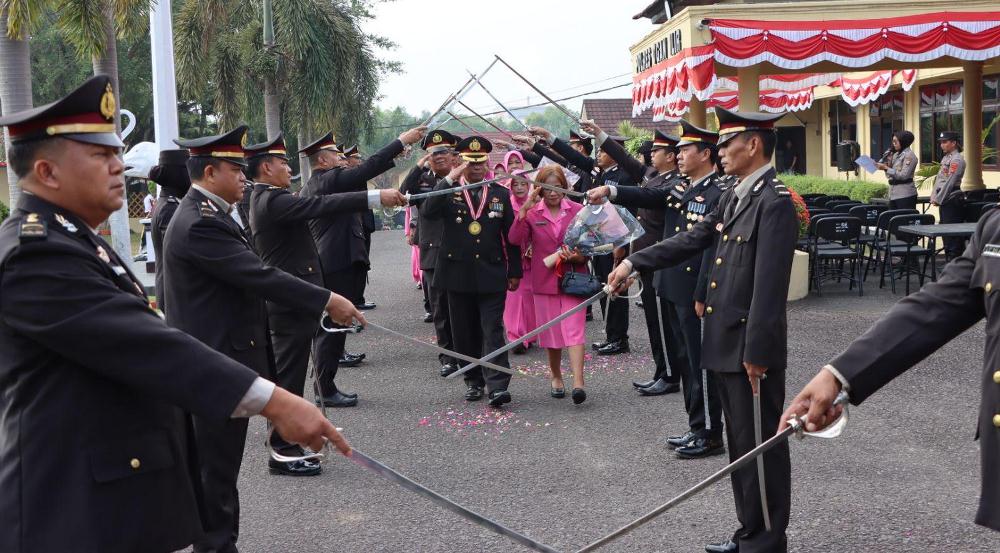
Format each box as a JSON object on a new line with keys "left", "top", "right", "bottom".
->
{"left": 804, "top": 213, "right": 850, "bottom": 284}
{"left": 832, "top": 202, "right": 863, "bottom": 213}
{"left": 866, "top": 208, "right": 919, "bottom": 280}
{"left": 810, "top": 216, "right": 865, "bottom": 296}
{"left": 883, "top": 213, "right": 935, "bottom": 295}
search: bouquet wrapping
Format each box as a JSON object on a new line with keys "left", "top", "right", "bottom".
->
{"left": 563, "top": 202, "right": 644, "bottom": 256}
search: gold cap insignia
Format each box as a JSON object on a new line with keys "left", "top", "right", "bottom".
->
{"left": 100, "top": 83, "right": 116, "bottom": 121}
{"left": 432, "top": 133, "right": 443, "bottom": 144}
{"left": 469, "top": 139, "right": 481, "bottom": 152}
{"left": 26, "top": 213, "right": 40, "bottom": 223}
{"left": 241, "top": 131, "right": 249, "bottom": 148}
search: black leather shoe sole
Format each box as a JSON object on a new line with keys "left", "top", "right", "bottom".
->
{"left": 315, "top": 395, "right": 358, "bottom": 408}
{"left": 637, "top": 382, "right": 681, "bottom": 396}
{"left": 676, "top": 442, "right": 726, "bottom": 459}
{"left": 488, "top": 390, "right": 512, "bottom": 407}
{"left": 356, "top": 303, "right": 377, "bottom": 310}
{"left": 465, "top": 388, "right": 484, "bottom": 401}
{"left": 268, "top": 459, "right": 322, "bottom": 476}
{"left": 632, "top": 380, "right": 656, "bottom": 389}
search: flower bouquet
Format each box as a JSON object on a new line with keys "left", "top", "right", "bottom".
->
{"left": 562, "top": 202, "right": 645, "bottom": 256}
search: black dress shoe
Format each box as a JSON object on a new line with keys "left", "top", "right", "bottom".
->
{"left": 677, "top": 436, "right": 726, "bottom": 459}
{"left": 550, "top": 387, "right": 565, "bottom": 398}
{"left": 313, "top": 383, "right": 356, "bottom": 399}
{"left": 591, "top": 340, "right": 608, "bottom": 351}
{"left": 423, "top": 312, "right": 433, "bottom": 323}
{"left": 268, "top": 457, "right": 322, "bottom": 476}
{"left": 355, "top": 302, "right": 377, "bottom": 310}
{"left": 596, "top": 339, "right": 629, "bottom": 356}
{"left": 666, "top": 430, "right": 697, "bottom": 449}
{"left": 637, "top": 378, "right": 680, "bottom": 396}
{"left": 571, "top": 388, "right": 587, "bottom": 405}
{"left": 585, "top": 312, "right": 594, "bottom": 322}
{"left": 440, "top": 363, "right": 458, "bottom": 377}
{"left": 512, "top": 343, "right": 527, "bottom": 355}
{"left": 632, "top": 379, "right": 656, "bottom": 389}
{"left": 339, "top": 353, "right": 364, "bottom": 367}
{"left": 488, "top": 390, "right": 512, "bottom": 407}
{"left": 465, "top": 386, "right": 484, "bottom": 401}
{"left": 315, "top": 391, "right": 358, "bottom": 408}
{"left": 705, "top": 539, "right": 738, "bottom": 553}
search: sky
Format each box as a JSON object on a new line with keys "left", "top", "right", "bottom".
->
{"left": 363, "top": 1, "right": 656, "bottom": 117}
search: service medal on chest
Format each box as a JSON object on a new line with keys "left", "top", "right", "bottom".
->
{"left": 468, "top": 221, "right": 482, "bottom": 235}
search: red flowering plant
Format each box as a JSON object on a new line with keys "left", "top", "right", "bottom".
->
{"left": 787, "top": 188, "right": 810, "bottom": 238}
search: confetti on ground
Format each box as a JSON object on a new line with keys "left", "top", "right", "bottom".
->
{"left": 417, "top": 405, "right": 559, "bottom": 438}
{"left": 512, "top": 352, "right": 654, "bottom": 378}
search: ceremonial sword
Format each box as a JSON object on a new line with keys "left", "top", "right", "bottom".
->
{"left": 752, "top": 375, "right": 772, "bottom": 531}
{"left": 426, "top": 58, "right": 500, "bottom": 128}
{"left": 320, "top": 317, "right": 526, "bottom": 377}
{"left": 494, "top": 55, "right": 580, "bottom": 123}
{"left": 466, "top": 68, "right": 532, "bottom": 131}
{"left": 575, "top": 392, "right": 852, "bottom": 552}
{"left": 447, "top": 273, "right": 641, "bottom": 380}
{"left": 404, "top": 174, "right": 517, "bottom": 203}
{"left": 270, "top": 443, "right": 559, "bottom": 552}
{"left": 501, "top": 171, "right": 588, "bottom": 199}
{"left": 453, "top": 99, "right": 517, "bottom": 140}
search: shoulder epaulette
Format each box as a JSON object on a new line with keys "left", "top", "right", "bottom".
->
{"left": 18, "top": 213, "right": 47, "bottom": 243}
{"left": 166, "top": 196, "right": 179, "bottom": 204}
{"left": 199, "top": 200, "right": 219, "bottom": 217}
{"left": 772, "top": 181, "right": 791, "bottom": 196}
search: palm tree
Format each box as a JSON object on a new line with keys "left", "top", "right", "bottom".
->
{"left": 175, "top": 0, "right": 384, "bottom": 153}
{"left": 0, "top": 1, "right": 43, "bottom": 207}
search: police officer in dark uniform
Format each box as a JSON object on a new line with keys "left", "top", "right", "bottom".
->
{"left": 0, "top": 76, "right": 351, "bottom": 553}
{"left": 165, "top": 126, "right": 363, "bottom": 553}
{"left": 532, "top": 125, "right": 638, "bottom": 354}
{"left": 609, "top": 108, "right": 797, "bottom": 553}
{"left": 583, "top": 124, "right": 683, "bottom": 396}
{"left": 422, "top": 136, "right": 523, "bottom": 406}
{"left": 344, "top": 145, "right": 378, "bottom": 310}
{"left": 245, "top": 134, "right": 405, "bottom": 474}
{"left": 400, "top": 129, "right": 461, "bottom": 376}
{"left": 149, "top": 148, "right": 191, "bottom": 313}
{"left": 783, "top": 211, "right": 1000, "bottom": 538}
{"left": 300, "top": 126, "right": 425, "bottom": 406}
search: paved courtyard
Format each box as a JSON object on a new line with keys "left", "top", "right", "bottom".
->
{"left": 229, "top": 229, "right": 994, "bottom": 552}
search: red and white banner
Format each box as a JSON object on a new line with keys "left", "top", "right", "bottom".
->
{"left": 632, "top": 45, "right": 716, "bottom": 119}
{"left": 838, "top": 69, "right": 917, "bottom": 106}
{"left": 708, "top": 12, "right": 1000, "bottom": 69}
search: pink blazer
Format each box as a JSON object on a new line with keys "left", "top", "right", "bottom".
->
{"left": 508, "top": 199, "right": 584, "bottom": 295}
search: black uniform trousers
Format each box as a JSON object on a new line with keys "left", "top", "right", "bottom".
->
{"left": 593, "top": 253, "right": 629, "bottom": 342}
{"left": 357, "top": 232, "right": 372, "bottom": 304}
{"left": 192, "top": 416, "right": 249, "bottom": 553}
{"left": 639, "top": 271, "right": 678, "bottom": 385}
{"left": 314, "top": 268, "right": 357, "bottom": 393}
{"left": 664, "top": 299, "right": 722, "bottom": 436}
{"left": 424, "top": 268, "right": 454, "bottom": 366}
{"left": 940, "top": 201, "right": 967, "bottom": 257}
{"left": 267, "top": 326, "right": 315, "bottom": 452}
{"left": 447, "top": 290, "right": 511, "bottom": 392}
{"left": 717, "top": 369, "right": 790, "bottom": 553}
{"left": 421, "top": 272, "right": 432, "bottom": 313}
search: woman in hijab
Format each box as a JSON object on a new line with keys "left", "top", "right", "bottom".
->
{"left": 876, "top": 130, "right": 918, "bottom": 210}
{"left": 502, "top": 149, "right": 537, "bottom": 354}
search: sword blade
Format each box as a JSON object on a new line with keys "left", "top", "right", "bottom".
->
{"left": 504, "top": 172, "right": 587, "bottom": 198}
{"left": 448, "top": 273, "right": 639, "bottom": 380}
{"left": 349, "top": 448, "right": 561, "bottom": 553}
{"left": 466, "top": 69, "right": 531, "bottom": 131}
{"left": 406, "top": 174, "right": 511, "bottom": 203}
{"left": 752, "top": 378, "right": 772, "bottom": 531}
{"left": 575, "top": 424, "right": 799, "bottom": 553}
{"left": 367, "top": 322, "right": 521, "bottom": 377}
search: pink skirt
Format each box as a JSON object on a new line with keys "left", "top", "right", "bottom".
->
{"left": 410, "top": 245, "right": 422, "bottom": 284}
{"left": 504, "top": 269, "right": 536, "bottom": 344}
{"left": 532, "top": 293, "right": 585, "bottom": 349}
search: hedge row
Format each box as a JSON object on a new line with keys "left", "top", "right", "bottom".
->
{"left": 780, "top": 174, "right": 888, "bottom": 203}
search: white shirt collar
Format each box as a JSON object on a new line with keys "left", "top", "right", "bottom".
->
{"left": 191, "top": 183, "right": 231, "bottom": 212}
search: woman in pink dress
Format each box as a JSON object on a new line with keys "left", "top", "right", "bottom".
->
{"left": 502, "top": 150, "right": 537, "bottom": 353}
{"left": 508, "top": 165, "right": 589, "bottom": 404}
{"left": 404, "top": 206, "right": 422, "bottom": 288}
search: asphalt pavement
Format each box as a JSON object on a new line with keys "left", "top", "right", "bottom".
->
{"left": 228, "top": 230, "right": 995, "bottom": 553}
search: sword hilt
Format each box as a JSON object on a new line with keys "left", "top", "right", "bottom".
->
{"left": 790, "top": 390, "right": 850, "bottom": 439}
{"left": 320, "top": 315, "right": 364, "bottom": 334}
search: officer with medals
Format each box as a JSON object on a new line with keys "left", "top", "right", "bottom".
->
{"left": 583, "top": 124, "right": 683, "bottom": 397}
{"left": 609, "top": 108, "right": 798, "bottom": 553}
{"left": 164, "top": 126, "right": 363, "bottom": 553}
{"left": 245, "top": 134, "right": 405, "bottom": 475}
{"left": 930, "top": 131, "right": 968, "bottom": 258}
{"left": 532, "top": 125, "right": 638, "bottom": 354}
{"left": 149, "top": 148, "right": 191, "bottom": 313}
{"left": 0, "top": 76, "right": 351, "bottom": 553}
{"left": 299, "top": 126, "right": 424, "bottom": 406}
{"left": 422, "top": 136, "right": 522, "bottom": 406}
{"left": 400, "top": 129, "right": 461, "bottom": 376}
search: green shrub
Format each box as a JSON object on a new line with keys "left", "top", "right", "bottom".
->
{"left": 781, "top": 174, "right": 887, "bottom": 203}
{"left": 0, "top": 201, "right": 8, "bottom": 223}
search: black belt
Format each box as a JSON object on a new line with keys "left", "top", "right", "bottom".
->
{"left": 889, "top": 180, "right": 914, "bottom": 186}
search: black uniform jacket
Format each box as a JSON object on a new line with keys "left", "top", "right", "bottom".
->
{"left": 163, "top": 188, "right": 330, "bottom": 375}
{"left": 399, "top": 165, "right": 445, "bottom": 271}
{"left": 422, "top": 178, "right": 522, "bottom": 294}
{"left": 830, "top": 209, "right": 1000, "bottom": 531}
{"left": 248, "top": 183, "right": 368, "bottom": 332}
{"left": 599, "top": 138, "right": 671, "bottom": 252}
{"left": 617, "top": 172, "right": 725, "bottom": 303}
{"left": 628, "top": 168, "right": 797, "bottom": 372}
{"left": 0, "top": 194, "right": 259, "bottom": 553}
{"left": 151, "top": 191, "right": 180, "bottom": 310}
{"left": 543, "top": 139, "right": 597, "bottom": 194}
{"left": 302, "top": 139, "right": 403, "bottom": 273}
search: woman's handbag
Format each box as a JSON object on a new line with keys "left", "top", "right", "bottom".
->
{"left": 559, "top": 270, "right": 603, "bottom": 297}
